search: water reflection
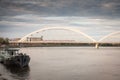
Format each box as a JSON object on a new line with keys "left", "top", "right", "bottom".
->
{"left": 5, "top": 65, "right": 30, "bottom": 80}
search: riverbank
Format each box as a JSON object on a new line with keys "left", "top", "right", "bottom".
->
{"left": 6, "top": 42, "right": 120, "bottom": 48}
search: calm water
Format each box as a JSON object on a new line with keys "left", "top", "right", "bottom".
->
{"left": 0, "top": 47, "right": 120, "bottom": 80}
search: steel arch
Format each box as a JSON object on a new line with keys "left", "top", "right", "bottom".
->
{"left": 18, "top": 27, "right": 96, "bottom": 42}
{"left": 98, "top": 31, "right": 120, "bottom": 42}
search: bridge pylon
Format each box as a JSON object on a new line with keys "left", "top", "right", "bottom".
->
{"left": 95, "top": 42, "right": 99, "bottom": 49}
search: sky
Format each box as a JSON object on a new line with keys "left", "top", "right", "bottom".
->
{"left": 0, "top": 0, "right": 120, "bottom": 41}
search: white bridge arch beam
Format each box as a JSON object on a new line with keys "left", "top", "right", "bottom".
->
{"left": 98, "top": 31, "right": 120, "bottom": 42}
{"left": 18, "top": 27, "right": 96, "bottom": 42}
{"left": 95, "top": 31, "right": 120, "bottom": 49}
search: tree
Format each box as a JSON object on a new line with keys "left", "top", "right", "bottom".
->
{"left": 0, "top": 37, "right": 9, "bottom": 45}
{"left": 0, "top": 37, "right": 4, "bottom": 44}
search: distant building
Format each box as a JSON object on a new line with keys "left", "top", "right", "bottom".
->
{"left": 27, "top": 37, "right": 43, "bottom": 41}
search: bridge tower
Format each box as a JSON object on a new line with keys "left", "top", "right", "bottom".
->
{"left": 95, "top": 43, "right": 99, "bottom": 49}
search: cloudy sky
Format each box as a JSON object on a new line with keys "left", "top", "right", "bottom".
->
{"left": 0, "top": 0, "right": 120, "bottom": 41}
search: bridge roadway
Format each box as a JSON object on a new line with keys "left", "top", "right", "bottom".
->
{"left": 9, "top": 40, "right": 120, "bottom": 44}
{"left": 10, "top": 40, "right": 95, "bottom": 44}
{"left": 9, "top": 41, "right": 120, "bottom": 48}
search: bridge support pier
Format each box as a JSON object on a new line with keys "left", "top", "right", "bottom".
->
{"left": 95, "top": 43, "right": 99, "bottom": 49}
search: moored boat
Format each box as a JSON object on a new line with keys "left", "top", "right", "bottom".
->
{"left": 0, "top": 48, "right": 30, "bottom": 68}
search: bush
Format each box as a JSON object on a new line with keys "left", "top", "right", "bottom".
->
{"left": 0, "top": 37, "right": 9, "bottom": 45}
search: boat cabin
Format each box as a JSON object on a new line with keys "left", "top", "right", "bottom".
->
{"left": 4, "top": 48, "right": 19, "bottom": 55}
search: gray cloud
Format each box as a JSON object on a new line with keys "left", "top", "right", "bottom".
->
{"left": 0, "top": 0, "right": 120, "bottom": 20}
{"left": 0, "top": 0, "right": 120, "bottom": 39}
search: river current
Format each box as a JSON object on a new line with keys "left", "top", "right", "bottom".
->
{"left": 0, "top": 47, "right": 120, "bottom": 80}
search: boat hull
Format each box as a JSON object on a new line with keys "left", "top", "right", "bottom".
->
{"left": 0, "top": 48, "right": 30, "bottom": 68}
{"left": 3, "top": 55, "right": 30, "bottom": 68}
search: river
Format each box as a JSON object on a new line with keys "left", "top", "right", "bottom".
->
{"left": 0, "top": 47, "right": 120, "bottom": 80}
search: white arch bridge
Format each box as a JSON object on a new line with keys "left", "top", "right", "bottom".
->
{"left": 10, "top": 27, "right": 120, "bottom": 48}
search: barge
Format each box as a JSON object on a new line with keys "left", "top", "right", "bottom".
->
{"left": 0, "top": 48, "right": 30, "bottom": 68}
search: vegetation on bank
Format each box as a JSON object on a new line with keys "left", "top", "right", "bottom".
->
{"left": 0, "top": 37, "right": 119, "bottom": 47}
{"left": 9, "top": 43, "right": 120, "bottom": 47}
{"left": 0, "top": 37, "right": 9, "bottom": 46}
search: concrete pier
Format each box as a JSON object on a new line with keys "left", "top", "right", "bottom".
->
{"left": 95, "top": 43, "right": 99, "bottom": 49}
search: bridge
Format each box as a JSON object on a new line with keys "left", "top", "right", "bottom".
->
{"left": 10, "top": 27, "right": 120, "bottom": 48}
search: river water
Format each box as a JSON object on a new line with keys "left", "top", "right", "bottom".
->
{"left": 0, "top": 47, "right": 120, "bottom": 80}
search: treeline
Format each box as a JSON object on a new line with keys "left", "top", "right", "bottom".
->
{"left": 9, "top": 43, "right": 120, "bottom": 47}
{"left": 10, "top": 43, "right": 95, "bottom": 47}
{"left": 0, "top": 37, "right": 9, "bottom": 45}
{"left": 99, "top": 43, "right": 120, "bottom": 47}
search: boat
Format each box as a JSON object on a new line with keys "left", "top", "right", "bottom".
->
{"left": 0, "top": 48, "right": 30, "bottom": 68}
